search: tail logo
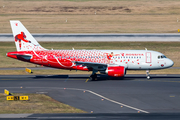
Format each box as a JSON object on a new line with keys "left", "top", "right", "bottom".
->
{"left": 15, "top": 32, "right": 31, "bottom": 50}
{"left": 15, "top": 23, "right": 18, "bottom": 26}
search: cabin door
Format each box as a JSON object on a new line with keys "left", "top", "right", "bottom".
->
{"left": 146, "top": 52, "right": 151, "bottom": 63}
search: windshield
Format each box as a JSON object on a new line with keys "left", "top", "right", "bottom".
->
{"left": 158, "top": 55, "right": 167, "bottom": 59}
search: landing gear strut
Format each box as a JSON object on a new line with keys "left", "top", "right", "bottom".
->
{"left": 146, "top": 70, "right": 150, "bottom": 79}
{"left": 89, "top": 70, "right": 98, "bottom": 81}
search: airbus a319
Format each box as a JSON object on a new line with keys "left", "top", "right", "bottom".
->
{"left": 7, "top": 20, "right": 174, "bottom": 80}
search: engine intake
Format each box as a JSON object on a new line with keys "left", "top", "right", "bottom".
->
{"left": 106, "top": 66, "right": 125, "bottom": 77}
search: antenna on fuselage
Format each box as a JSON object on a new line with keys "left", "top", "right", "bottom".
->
{"left": 72, "top": 47, "right": 74, "bottom": 50}
{"left": 145, "top": 48, "right": 147, "bottom": 50}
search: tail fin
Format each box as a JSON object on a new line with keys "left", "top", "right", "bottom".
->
{"left": 10, "top": 20, "right": 45, "bottom": 51}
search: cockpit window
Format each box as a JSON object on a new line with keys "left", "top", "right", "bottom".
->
{"left": 161, "top": 55, "right": 166, "bottom": 58}
{"left": 158, "top": 55, "right": 166, "bottom": 59}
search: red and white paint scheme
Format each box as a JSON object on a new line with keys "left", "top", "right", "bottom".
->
{"left": 7, "top": 20, "right": 174, "bottom": 80}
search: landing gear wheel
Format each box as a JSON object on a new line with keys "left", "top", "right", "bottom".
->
{"left": 147, "top": 76, "right": 150, "bottom": 79}
{"left": 90, "top": 74, "right": 97, "bottom": 81}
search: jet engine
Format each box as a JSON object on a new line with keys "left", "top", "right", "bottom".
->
{"left": 105, "top": 66, "right": 125, "bottom": 77}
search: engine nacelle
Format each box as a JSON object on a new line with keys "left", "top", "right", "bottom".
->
{"left": 106, "top": 66, "right": 125, "bottom": 77}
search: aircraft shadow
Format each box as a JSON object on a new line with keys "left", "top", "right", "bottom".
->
{"left": 32, "top": 75, "right": 87, "bottom": 80}
{"left": 31, "top": 74, "right": 180, "bottom": 81}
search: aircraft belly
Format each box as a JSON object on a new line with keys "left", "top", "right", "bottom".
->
{"left": 126, "top": 62, "right": 154, "bottom": 70}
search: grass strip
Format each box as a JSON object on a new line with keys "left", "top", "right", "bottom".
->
{"left": 0, "top": 93, "right": 86, "bottom": 114}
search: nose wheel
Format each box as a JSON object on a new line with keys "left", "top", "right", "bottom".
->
{"left": 146, "top": 70, "right": 150, "bottom": 79}
{"left": 147, "top": 75, "right": 150, "bottom": 79}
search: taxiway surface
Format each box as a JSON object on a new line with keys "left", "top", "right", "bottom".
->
{"left": 1, "top": 33, "right": 180, "bottom": 42}
{"left": 0, "top": 74, "right": 180, "bottom": 114}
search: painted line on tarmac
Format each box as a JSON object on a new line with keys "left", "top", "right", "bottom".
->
{"left": 26, "top": 87, "right": 149, "bottom": 113}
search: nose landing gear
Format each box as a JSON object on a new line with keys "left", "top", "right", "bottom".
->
{"left": 146, "top": 70, "right": 150, "bottom": 79}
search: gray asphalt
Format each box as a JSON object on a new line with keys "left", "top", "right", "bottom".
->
{"left": 1, "top": 113, "right": 180, "bottom": 120}
{"left": 1, "top": 74, "right": 180, "bottom": 119}
{"left": 1, "top": 74, "right": 180, "bottom": 114}
{"left": 1, "top": 33, "right": 180, "bottom": 42}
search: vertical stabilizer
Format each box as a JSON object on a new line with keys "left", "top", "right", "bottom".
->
{"left": 10, "top": 20, "right": 45, "bottom": 51}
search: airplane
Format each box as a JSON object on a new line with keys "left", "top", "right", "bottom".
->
{"left": 6, "top": 20, "right": 174, "bottom": 80}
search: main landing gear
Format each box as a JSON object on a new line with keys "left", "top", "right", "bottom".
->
{"left": 90, "top": 73, "right": 97, "bottom": 81}
{"left": 89, "top": 70, "right": 98, "bottom": 81}
{"left": 146, "top": 70, "right": 150, "bottom": 79}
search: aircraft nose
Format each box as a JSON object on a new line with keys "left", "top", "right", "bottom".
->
{"left": 167, "top": 59, "right": 174, "bottom": 68}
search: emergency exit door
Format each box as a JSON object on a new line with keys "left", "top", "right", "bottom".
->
{"left": 146, "top": 52, "right": 151, "bottom": 63}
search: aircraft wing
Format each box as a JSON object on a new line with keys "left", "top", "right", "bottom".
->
{"left": 73, "top": 61, "right": 107, "bottom": 70}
